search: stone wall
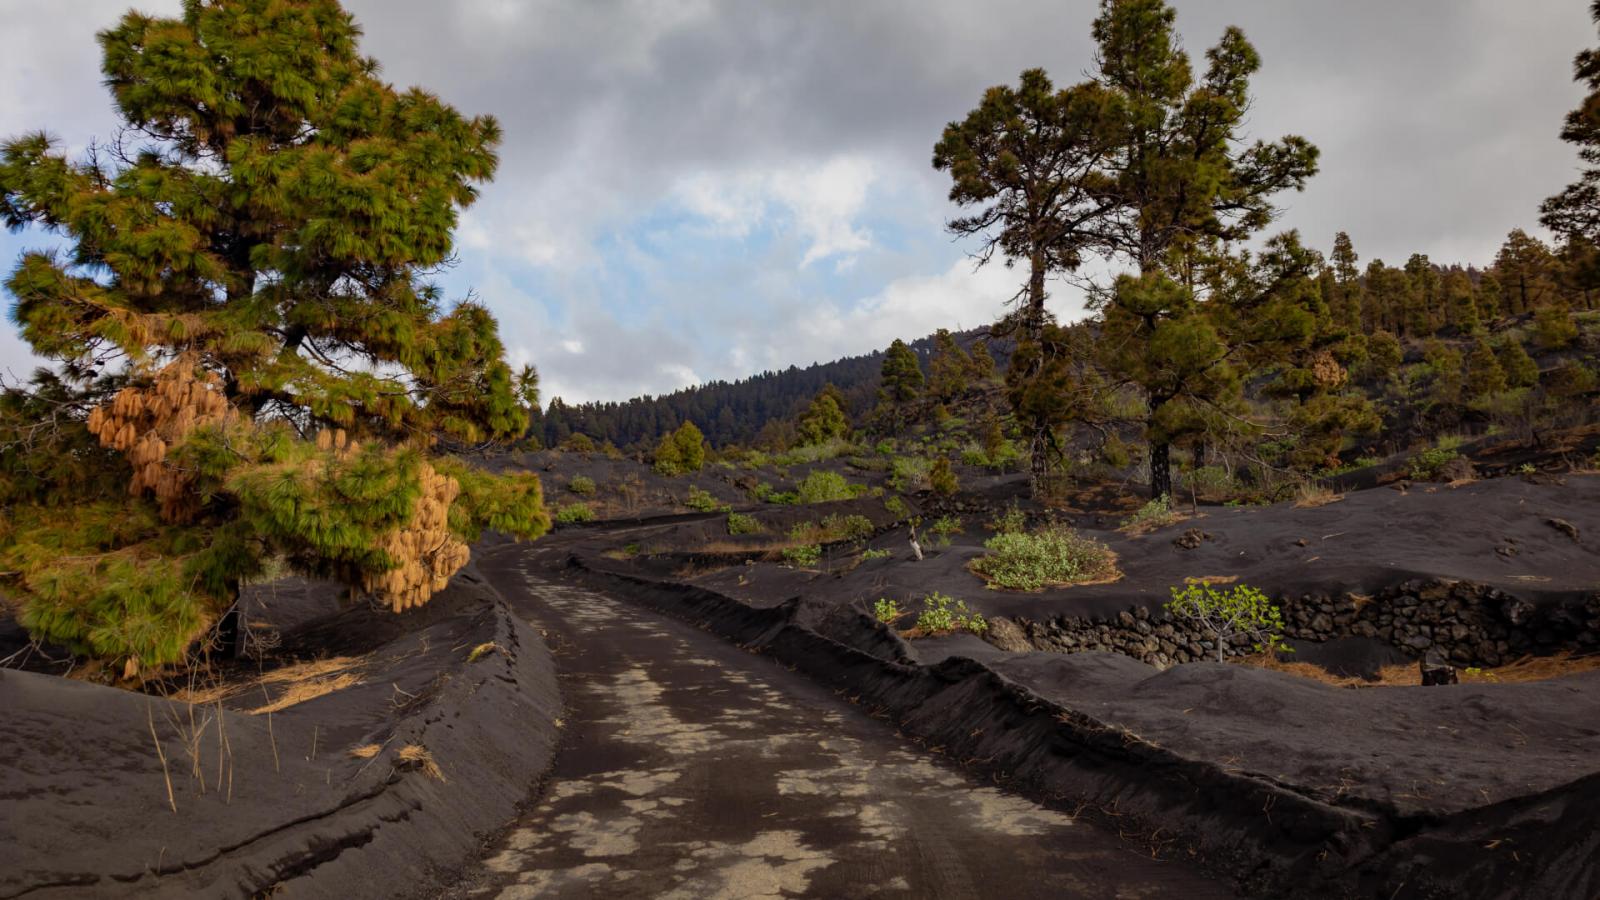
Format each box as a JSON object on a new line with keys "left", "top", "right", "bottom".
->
{"left": 997, "top": 579, "right": 1600, "bottom": 669}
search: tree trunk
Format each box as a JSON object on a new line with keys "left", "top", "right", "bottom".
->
{"left": 1150, "top": 440, "right": 1172, "bottom": 501}
{"left": 214, "top": 603, "right": 243, "bottom": 660}
{"left": 1028, "top": 425, "right": 1050, "bottom": 498}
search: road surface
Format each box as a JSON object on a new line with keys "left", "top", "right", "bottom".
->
{"left": 447, "top": 549, "right": 1230, "bottom": 899}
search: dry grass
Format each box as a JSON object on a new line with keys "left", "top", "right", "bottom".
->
{"left": 1234, "top": 651, "right": 1600, "bottom": 688}
{"left": 170, "top": 656, "right": 365, "bottom": 714}
{"left": 348, "top": 743, "right": 382, "bottom": 759}
{"left": 396, "top": 744, "right": 445, "bottom": 781}
{"left": 1183, "top": 575, "right": 1238, "bottom": 586}
{"left": 1293, "top": 483, "right": 1344, "bottom": 508}
{"left": 466, "top": 642, "right": 499, "bottom": 663}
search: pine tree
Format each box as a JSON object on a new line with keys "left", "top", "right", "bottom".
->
{"left": 1476, "top": 272, "right": 1504, "bottom": 322}
{"left": 933, "top": 68, "right": 1117, "bottom": 492}
{"left": 796, "top": 387, "right": 849, "bottom": 445}
{"left": 1497, "top": 339, "right": 1541, "bottom": 389}
{"left": 1090, "top": 0, "right": 1318, "bottom": 499}
{"left": 879, "top": 339, "right": 925, "bottom": 409}
{"left": 1465, "top": 338, "right": 1508, "bottom": 398}
{"left": 1495, "top": 230, "right": 1558, "bottom": 316}
{"left": 969, "top": 340, "right": 997, "bottom": 382}
{"left": 0, "top": 0, "right": 547, "bottom": 673}
{"left": 1331, "top": 231, "right": 1364, "bottom": 332}
{"left": 653, "top": 421, "right": 706, "bottom": 475}
{"left": 1366, "top": 330, "right": 1403, "bottom": 382}
{"left": 1542, "top": 0, "right": 1600, "bottom": 244}
{"left": 1444, "top": 270, "right": 1481, "bottom": 333}
{"left": 1535, "top": 298, "right": 1580, "bottom": 349}
{"left": 927, "top": 329, "right": 973, "bottom": 403}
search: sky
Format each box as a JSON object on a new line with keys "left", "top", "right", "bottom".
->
{"left": 0, "top": 0, "right": 1593, "bottom": 404}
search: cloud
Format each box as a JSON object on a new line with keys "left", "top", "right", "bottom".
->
{"left": 1, "top": 0, "right": 1594, "bottom": 401}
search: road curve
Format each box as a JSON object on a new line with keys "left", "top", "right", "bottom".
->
{"left": 446, "top": 549, "right": 1232, "bottom": 899}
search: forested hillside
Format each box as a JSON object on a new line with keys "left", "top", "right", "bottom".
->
{"left": 530, "top": 329, "right": 999, "bottom": 449}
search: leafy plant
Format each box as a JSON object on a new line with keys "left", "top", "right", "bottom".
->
{"left": 781, "top": 544, "right": 821, "bottom": 567}
{"left": 883, "top": 495, "right": 910, "bottom": 518}
{"left": 888, "top": 456, "right": 932, "bottom": 492}
{"left": 987, "top": 503, "right": 1027, "bottom": 535}
{"left": 1121, "top": 495, "right": 1180, "bottom": 533}
{"left": 970, "top": 526, "right": 1118, "bottom": 591}
{"left": 727, "top": 512, "right": 762, "bottom": 535}
{"left": 873, "top": 598, "right": 902, "bottom": 624}
{"left": 794, "top": 470, "right": 863, "bottom": 504}
{"left": 686, "top": 486, "right": 729, "bottom": 513}
{"left": 928, "top": 514, "right": 963, "bottom": 547}
{"left": 567, "top": 475, "right": 597, "bottom": 495}
{"left": 1408, "top": 446, "right": 1460, "bottom": 480}
{"left": 860, "top": 548, "right": 892, "bottom": 561}
{"left": 555, "top": 503, "right": 595, "bottom": 525}
{"left": 913, "top": 592, "right": 988, "bottom": 635}
{"left": 1165, "top": 583, "right": 1290, "bottom": 663}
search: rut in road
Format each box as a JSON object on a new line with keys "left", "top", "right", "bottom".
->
{"left": 448, "top": 555, "right": 1230, "bottom": 899}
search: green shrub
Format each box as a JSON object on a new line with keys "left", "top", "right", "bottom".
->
{"left": 883, "top": 495, "right": 910, "bottom": 518}
{"left": 961, "top": 446, "right": 990, "bottom": 467}
{"left": 987, "top": 503, "right": 1027, "bottom": 535}
{"left": 654, "top": 421, "right": 706, "bottom": 475}
{"left": 1121, "top": 495, "right": 1179, "bottom": 532}
{"left": 781, "top": 544, "right": 821, "bottom": 567}
{"left": 560, "top": 433, "right": 596, "bottom": 453}
{"left": 929, "top": 457, "right": 959, "bottom": 496}
{"left": 971, "top": 527, "right": 1118, "bottom": 591}
{"left": 1165, "top": 582, "right": 1289, "bottom": 662}
{"left": 727, "top": 512, "right": 761, "bottom": 535}
{"left": 567, "top": 475, "right": 596, "bottom": 495}
{"left": 888, "top": 456, "right": 932, "bottom": 492}
{"left": 873, "top": 598, "right": 901, "bottom": 624}
{"left": 928, "top": 514, "right": 962, "bottom": 547}
{"left": 914, "top": 592, "right": 988, "bottom": 635}
{"left": 821, "top": 513, "right": 875, "bottom": 541}
{"left": 794, "top": 470, "right": 863, "bottom": 504}
{"left": 860, "top": 548, "right": 892, "bottom": 561}
{"left": 1408, "top": 446, "right": 1460, "bottom": 480}
{"left": 686, "top": 486, "right": 729, "bottom": 513}
{"left": 555, "top": 503, "right": 595, "bottom": 525}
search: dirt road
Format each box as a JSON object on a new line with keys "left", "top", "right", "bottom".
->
{"left": 447, "top": 548, "right": 1230, "bottom": 899}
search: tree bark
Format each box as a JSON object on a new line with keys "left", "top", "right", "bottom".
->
{"left": 1150, "top": 439, "right": 1172, "bottom": 501}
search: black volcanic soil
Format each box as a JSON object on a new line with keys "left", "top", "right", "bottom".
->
{"left": 540, "top": 469, "right": 1600, "bottom": 899}
{"left": 0, "top": 562, "right": 561, "bottom": 900}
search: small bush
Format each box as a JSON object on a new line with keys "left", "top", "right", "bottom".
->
{"left": 794, "top": 470, "right": 863, "bottom": 504}
{"left": 928, "top": 514, "right": 962, "bottom": 547}
{"left": 1121, "top": 495, "right": 1180, "bottom": 533}
{"left": 929, "top": 457, "right": 959, "bottom": 496}
{"left": 686, "top": 486, "right": 729, "bottom": 513}
{"left": 821, "top": 513, "right": 875, "bottom": 541}
{"left": 555, "top": 503, "right": 595, "bottom": 525}
{"left": 860, "top": 548, "right": 892, "bottom": 561}
{"left": 971, "top": 526, "right": 1118, "bottom": 591}
{"left": 913, "top": 592, "right": 988, "bottom": 636}
{"left": 1165, "top": 582, "right": 1289, "bottom": 663}
{"left": 883, "top": 495, "right": 910, "bottom": 518}
{"left": 987, "top": 503, "right": 1027, "bottom": 535}
{"left": 727, "top": 512, "right": 761, "bottom": 535}
{"left": 961, "top": 446, "right": 989, "bottom": 467}
{"left": 559, "top": 433, "right": 596, "bottom": 453}
{"left": 888, "top": 456, "right": 931, "bottom": 492}
{"left": 1408, "top": 446, "right": 1460, "bottom": 480}
{"left": 873, "top": 598, "right": 901, "bottom": 624}
{"left": 781, "top": 544, "right": 821, "bottom": 567}
{"left": 567, "top": 475, "right": 596, "bottom": 495}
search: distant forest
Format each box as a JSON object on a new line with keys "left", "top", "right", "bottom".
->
{"left": 531, "top": 224, "right": 1597, "bottom": 454}
{"left": 530, "top": 330, "right": 999, "bottom": 450}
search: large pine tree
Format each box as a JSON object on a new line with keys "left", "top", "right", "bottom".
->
{"left": 0, "top": 0, "right": 548, "bottom": 675}
{"left": 1090, "top": 0, "right": 1319, "bottom": 499}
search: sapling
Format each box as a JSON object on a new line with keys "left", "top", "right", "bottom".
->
{"left": 1165, "top": 583, "right": 1290, "bottom": 663}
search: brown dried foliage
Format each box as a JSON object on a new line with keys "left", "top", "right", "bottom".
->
{"left": 85, "top": 353, "right": 236, "bottom": 523}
